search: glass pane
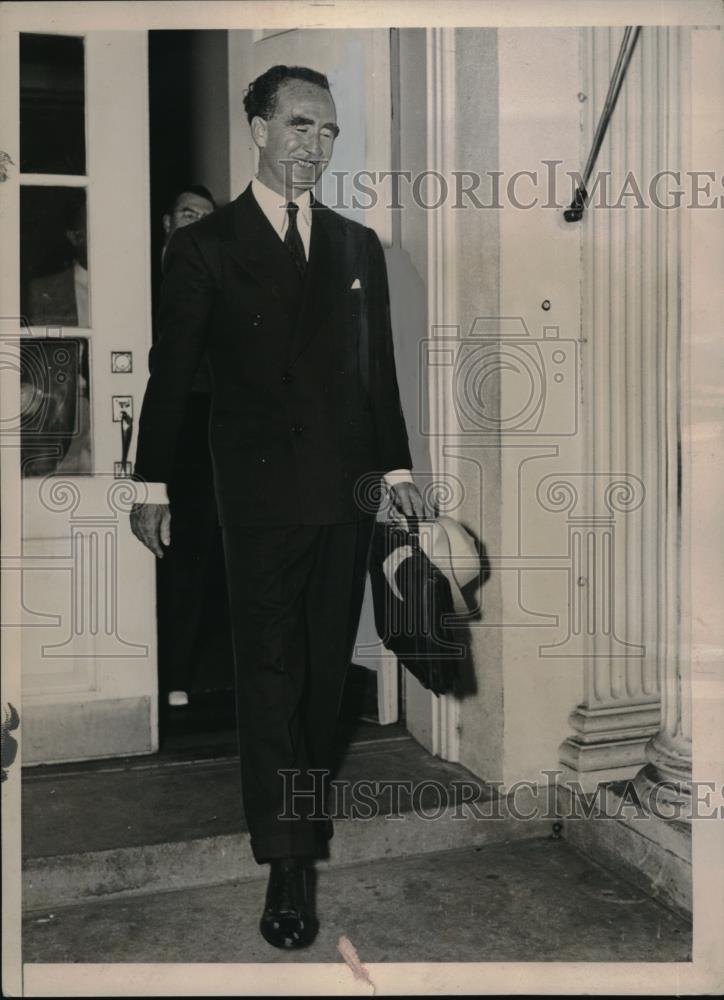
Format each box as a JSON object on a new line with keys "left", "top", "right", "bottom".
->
{"left": 21, "top": 187, "right": 90, "bottom": 329}
{"left": 20, "top": 33, "right": 86, "bottom": 175}
{"left": 20, "top": 337, "right": 92, "bottom": 477}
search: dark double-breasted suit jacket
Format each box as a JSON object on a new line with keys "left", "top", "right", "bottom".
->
{"left": 135, "top": 183, "right": 412, "bottom": 526}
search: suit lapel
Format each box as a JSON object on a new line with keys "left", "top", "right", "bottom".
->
{"left": 285, "top": 200, "right": 358, "bottom": 368}
{"left": 223, "top": 185, "right": 360, "bottom": 365}
{"left": 224, "top": 184, "right": 303, "bottom": 312}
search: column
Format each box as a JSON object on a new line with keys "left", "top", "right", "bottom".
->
{"left": 559, "top": 28, "right": 685, "bottom": 783}
{"left": 548, "top": 473, "right": 660, "bottom": 778}
{"left": 635, "top": 24, "right": 693, "bottom": 809}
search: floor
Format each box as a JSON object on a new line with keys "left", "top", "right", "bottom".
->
{"left": 21, "top": 676, "right": 692, "bottom": 967}
{"left": 22, "top": 837, "right": 691, "bottom": 964}
{"left": 23, "top": 720, "right": 464, "bottom": 858}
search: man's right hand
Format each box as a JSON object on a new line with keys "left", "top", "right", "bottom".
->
{"left": 130, "top": 503, "right": 171, "bottom": 558}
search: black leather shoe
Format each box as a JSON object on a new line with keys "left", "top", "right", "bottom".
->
{"left": 259, "top": 857, "right": 318, "bottom": 950}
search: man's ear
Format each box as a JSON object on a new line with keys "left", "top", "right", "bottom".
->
{"left": 250, "top": 115, "right": 268, "bottom": 149}
{"left": 162, "top": 214, "right": 171, "bottom": 236}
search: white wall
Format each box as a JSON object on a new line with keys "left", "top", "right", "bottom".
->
{"left": 687, "top": 26, "right": 724, "bottom": 792}
{"left": 496, "top": 28, "right": 584, "bottom": 784}
{"left": 450, "top": 27, "right": 505, "bottom": 779}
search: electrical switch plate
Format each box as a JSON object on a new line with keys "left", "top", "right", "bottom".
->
{"left": 114, "top": 461, "right": 133, "bottom": 479}
{"left": 111, "top": 351, "right": 133, "bottom": 373}
{"left": 112, "top": 396, "right": 133, "bottom": 422}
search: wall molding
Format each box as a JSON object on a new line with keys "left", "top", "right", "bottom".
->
{"left": 426, "top": 27, "right": 460, "bottom": 761}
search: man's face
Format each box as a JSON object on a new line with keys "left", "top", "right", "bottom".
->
{"left": 163, "top": 191, "right": 215, "bottom": 243}
{"left": 252, "top": 79, "right": 339, "bottom": 198}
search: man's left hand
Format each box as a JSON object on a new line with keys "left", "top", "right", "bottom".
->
{"left": 388, "top": 480, "right": 428, "bottom": 520}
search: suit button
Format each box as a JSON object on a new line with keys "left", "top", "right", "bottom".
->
{"left": 252, "top": 313, "right": 263, "bottom": 327}
{"left": 281, "top": 373, "right": 293, "bottom": 384}
{"left": 291, "top": 423, "right": 303, "bottom": 433}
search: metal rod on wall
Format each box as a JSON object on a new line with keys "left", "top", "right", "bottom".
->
{"left": 564, "top": 26, "right": 642, "bottom": 223}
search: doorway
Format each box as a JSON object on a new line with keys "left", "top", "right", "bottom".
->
{"left": 126, "top": 30, "right": 236, "bottom": 750}
{"left": 147, "top": 30, "right": 400, "bottom": 752}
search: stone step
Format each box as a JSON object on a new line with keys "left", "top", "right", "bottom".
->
{"left": 22, "top": 838, "right": 692, "bottom": 967}
{"left": 22, "top": 734, "right": 552, "bottom": 910}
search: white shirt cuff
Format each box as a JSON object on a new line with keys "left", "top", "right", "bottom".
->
{"left": 383, "top": 469, "right": 414, "bottom": 487}
{"left": 135, "top": 482, "right": 169, "bottom": 505}
{"left": 138, "top": 475, "right": 409, "bottom": 503}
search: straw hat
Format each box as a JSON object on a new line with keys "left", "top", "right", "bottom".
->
{"left": 382, "top": 515, "right": 479, "bottom": 613}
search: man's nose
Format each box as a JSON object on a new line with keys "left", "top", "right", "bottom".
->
{"left": 304, "top": 132, "right": 323, "bottom": 157}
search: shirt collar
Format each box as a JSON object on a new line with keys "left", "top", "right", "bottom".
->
{"left": 251, "top": 176, "right": 312, "bottom": 235}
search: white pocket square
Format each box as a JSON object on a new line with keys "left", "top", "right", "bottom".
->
{"left": 350, "top": 278, "right": 361, "bottom": 289}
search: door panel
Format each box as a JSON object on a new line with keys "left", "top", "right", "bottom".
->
{"left": 3, "top": 30, "right": 157, "bottom": 763}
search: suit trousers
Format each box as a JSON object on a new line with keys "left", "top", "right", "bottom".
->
{"left": 222, "top": 516, "right": 376, "bottom": 863}
{"left": 155, "top": 394, "right": 225, "bottom": 734}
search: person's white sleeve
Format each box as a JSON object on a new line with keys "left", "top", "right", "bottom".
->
{"left": 383, "top": 469, "right": 414, "bottom": 487}
{"left": 141, "top": 474, "right": 410, "bottom": 502}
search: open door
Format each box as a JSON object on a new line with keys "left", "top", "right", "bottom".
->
{"left": 1, "top": 28, "right": 157, "bottom": 763}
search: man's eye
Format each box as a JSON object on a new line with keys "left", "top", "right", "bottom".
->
{"left": 295, "top": 126, "right": 309, "bottom": 133}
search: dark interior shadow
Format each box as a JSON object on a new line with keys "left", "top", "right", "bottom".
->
{"left": 333, "top": 663, "right": 377, "bottom": 771}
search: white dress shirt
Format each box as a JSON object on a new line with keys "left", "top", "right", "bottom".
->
{"left": 142, "top": 177, "right": 412, "bottom": 504}
{"left": 251, "top": 176, "right": 312, "bottom": 259}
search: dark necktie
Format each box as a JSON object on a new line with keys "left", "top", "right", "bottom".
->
{"left": 284, "top": 201, "right": 307, "bottom": 277}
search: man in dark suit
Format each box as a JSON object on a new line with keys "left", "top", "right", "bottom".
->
{"left": 153, "top": 185, "right": 226, "bottom": 723}
{"left": 131, "top": 65, "right": 424, "bottom": 949}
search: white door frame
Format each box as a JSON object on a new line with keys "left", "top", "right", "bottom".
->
{"left": 424, "top": 26, "right": 461, "bottom": 761}
{"left": 1, "top": 27, "right": 157, "bottom": 764}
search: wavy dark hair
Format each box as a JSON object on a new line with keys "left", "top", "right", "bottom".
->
{"left": 165, "top": 185, "right": 216, "bottom": 217}
{"left": 243, "top": 65, "right": 331, "bottom": 124}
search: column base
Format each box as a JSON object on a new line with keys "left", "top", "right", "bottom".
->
{"left": 632, "top": 732, "right": 693, "bottom": 819}
{"left": 559, "top": 735, "right": 652, "bottom": 780}
{"left": 556, "top": 760, "right": 642, "bottom": 793}
{"left": 559, "top": 701, "right": 661, "bottom": 783}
